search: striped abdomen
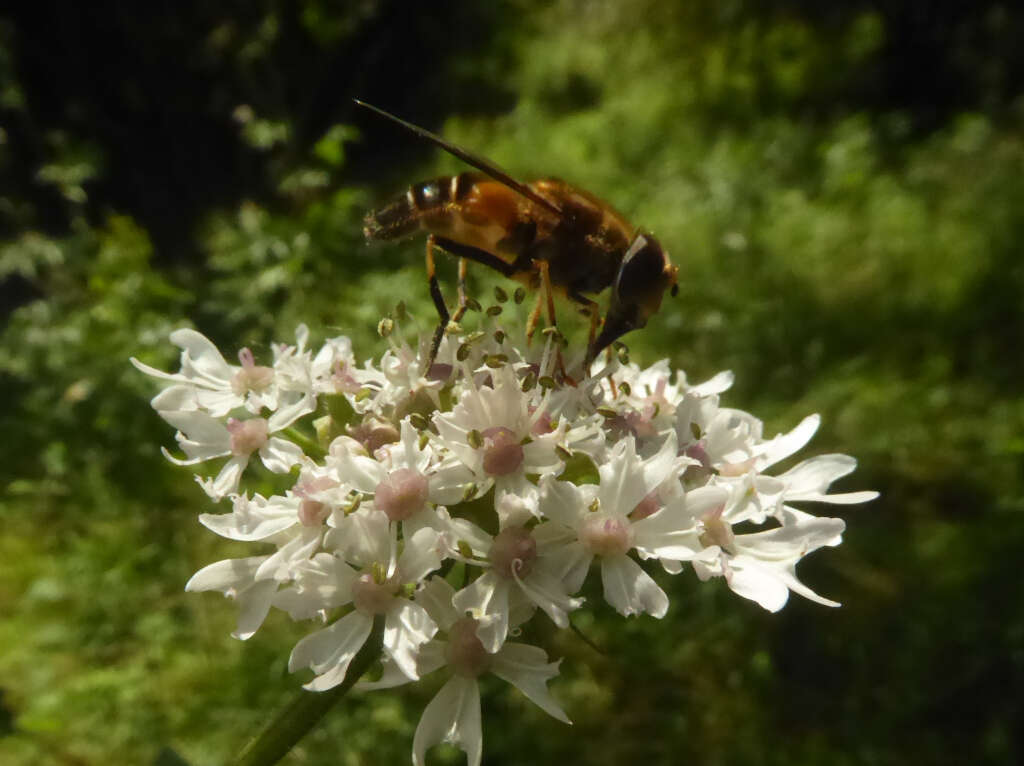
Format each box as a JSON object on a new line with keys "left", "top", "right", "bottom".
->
{"left": 363, "top": 172, "right": 482, "bottom": 241}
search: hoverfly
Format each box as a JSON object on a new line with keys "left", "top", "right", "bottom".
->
{"left": 356, "top": 100, "right": 678, "bottom": 374}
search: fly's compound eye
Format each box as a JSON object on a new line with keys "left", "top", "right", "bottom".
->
{"left": 615, "top": 233, "right": 667, "bottom": 307}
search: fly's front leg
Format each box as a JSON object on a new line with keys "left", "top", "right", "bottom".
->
{"left": 536, "top": 260, "right": 574, "bottom": 384}
{"left": 425, "top": 235, "right": 449, "bottom": 370}
{"left": 569, "top": 290, "right": 601, "bottom": 373}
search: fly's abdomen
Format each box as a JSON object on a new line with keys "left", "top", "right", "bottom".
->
{"left": 363, "top": 173, "right": 479, "bottom": 240}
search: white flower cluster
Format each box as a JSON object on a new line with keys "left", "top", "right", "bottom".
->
{"left": 134, "top": 317, "right": 876, "bottom": 765}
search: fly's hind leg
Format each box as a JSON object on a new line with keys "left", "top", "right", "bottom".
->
{"left": 425, "top": 235, "right": 450, "bottom": 370}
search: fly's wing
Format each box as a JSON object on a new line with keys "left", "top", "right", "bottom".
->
{"left": 354, "top": 100, "right": 563, "bottom": 218}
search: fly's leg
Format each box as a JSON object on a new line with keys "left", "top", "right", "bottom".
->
{"left": 526, "top": 287, "right": 544, "bottom": 346}
{"left": 535, "top": 260, "right": 575, "bottom": 384}
{"left": 425, "top": 235, "right": 450, "bottom": 370}
{"left": 452, "top": 257, "right": 469, "bottom": 324}
{"left": 569, "top": 291, "right": 601, "bottom": 375}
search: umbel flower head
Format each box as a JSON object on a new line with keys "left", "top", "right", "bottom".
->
{"left": 134, "top": 308, "right": 877, "bottom": 765}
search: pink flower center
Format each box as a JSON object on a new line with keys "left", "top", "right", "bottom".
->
{"left": 349, "top": 419, "right": 400, "bottom": 453}
{"left": 427, "top": 363, "right": 453, "bottom": 382}
{"left": 351, "top": 573, "right": 399, "bottom": 615}
{"left": 682, "top": 441, "right": 713, "bottom": 486}
{"left": 298, "top": 499, "right": 330, "bottom": 526}
{"left": 331, "top": 361, "right": 362, "bottom": 394}
{"left": 445, "top": 617, "right": 490, "bottom": 678}
{"left": 529, "top": 407, "right": 554, "bottom": 436}
{"left": 490, "top": 526, "right": 537, "bottom": 579}
{"left": 630, "top": 490, "right": 662, "bottom": 521}
{"left": 579, "top": 515, "right": 633, "bottom": 556}
{"left": 226, "top": 417, "right": 268, "bottom": 456}
{"left": 480, "top": 426, "right": 524, "bottom": 477}
{"left": 374, "top": 468, "right": 430, "bottom": 521}
{"left": 294, "top": 476, "right": 338, "bottom": 525}
{"left": 231, "top": 347, "right": 274, "bottom": 395}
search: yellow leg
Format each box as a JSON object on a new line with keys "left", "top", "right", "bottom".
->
{"left": 536, "top": 260, "right": 576, "bottom": 384}
{"left": 526, "top": 289, "right": 544, "bottom": 345}
{"left": 538, "top": 260, "right": 558, "bottom": 330}
{"left": 452, "top": 258, "right": 469, "bottom": 324}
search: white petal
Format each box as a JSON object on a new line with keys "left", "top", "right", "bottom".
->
{"left": 774, "top": 566, "right": 842, "bottom": 608}
{"left": 426, "top": 460, "right": 477, "bottom": 505}
{"left": 496, "top": 487, "right": 538, "bottom": 528}
{"left": 197, "top": 456, "right": 248, "bottom": 500}
{"left": 777, "top": 455, "right": 879, "bottom": 505}
{"left": 452, "top": 572, "right": 510, "bottom": 653}
{"left": 267, "top": 392, "right": 316, "bottom": 431}
{"left": 533, "top": 536, "right": 592, "bottom": 595}
{"left": 259, "top": 436, "right": 305, "bottom": 473}
{"left": 737, "top": 511, "right": 846, "bottom": 558}
{"left": 355, "top": 658, "right": 418, "bottom": 691}
{"left": 160, "top": 409, "right": 230, "bottom": 451}
{"left": 254, "top": 528, "right": 321, "bottom": 580}
{"left": 726, "top": 555, "right": 791, "bottom": 612}
{"left": 756, "top": 414, "right": 820, "bottom": 469}
{"left": 233, "top": 579, "right": 278, "bottom": 639}
{"left": 490, "top": 642, "right": 571, "bottom": 724}
{"left": 415, "top": 577, "right": 461, "bottom": 631}
{"left": 195, "top": 388, "right": 245, "bottom": 418}
{"left": 413, "top": 676, "right": 482, "bottom": 766}
{"left": 538, "top": 477, "right": 589, "bottom": 528}
{"left": 185, "top": 556, "right": 265, "bottom": 594}
{"left": 384, "top": 601, "right": 438, "bottom": 679}
{"left": 150, "top": 384, "right": 200, "bottom": 414}
{"left": 597, "top": 438, "right": 650, "bottom": 516}
{"left": 288, "top": 610, "right": 373, "bottom": 691}
{"left": 331, "top": 451, "right": 385, "bottom": 493}
{"left": 160, "top": 445, "right": 225, "bottom": 467}
{"left": 632, "top": 485, "right": 728, "bottom": 560}
{"left": 184, "top": 557, "right": 276, "bottom": 639}
{"left": 517, "top": 568, "right": 584, "bottom": 628}
{"left": 689, "top": 370, "right": 734, "bottom": 396}
{"left": 198, "top": 495, "right": 297, "bottom": 541}
{"left": 398, "top": 419, "right": 431, "bottom": 473}
{"left": 170, "top": 328, "right": 234, "bottom": 382}
{"left": 131, "top": 356, "right": 186, "bottom": 384}
{"left": 332, "top": 508, "right": 390, "bottom": 568}
{"left": 600, "top": 555, "right": 669, "bottom": 618}
{"left": 398, "top": 527, "right": 444, "bottom": 583}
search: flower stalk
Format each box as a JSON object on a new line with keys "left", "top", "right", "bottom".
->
{"left": 231, "top": 617, "right": 384, "bottom": 766}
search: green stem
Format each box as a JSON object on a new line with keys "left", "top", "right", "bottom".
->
{"left": 283, "top": 426, "right": 326, "bottom": 460}
{"left": 230, "top": 617, "right": 384, "bottom": 766}
{"left": 569, "top": 620, "right": 606, "bottom": 656}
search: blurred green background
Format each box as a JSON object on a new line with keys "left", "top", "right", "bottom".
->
{"left": 2, "top": 1, "right": 1022, "bottom": 764}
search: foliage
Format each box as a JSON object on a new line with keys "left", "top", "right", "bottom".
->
{"left": 1, "top": 1, "right": 1022, "bottom": 764}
